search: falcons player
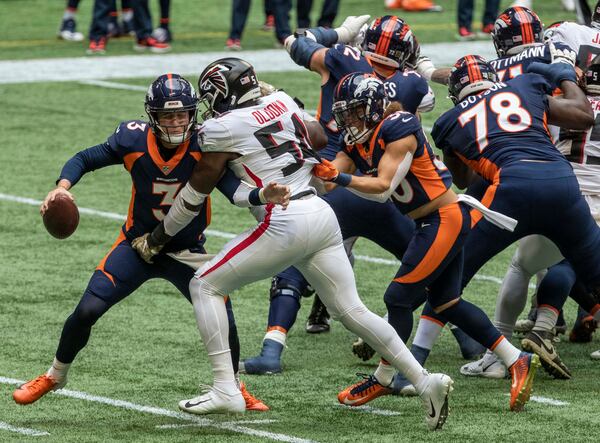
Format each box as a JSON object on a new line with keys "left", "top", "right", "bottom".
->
{"left": 132, "top": 57, "right": 454, "bottom": 431}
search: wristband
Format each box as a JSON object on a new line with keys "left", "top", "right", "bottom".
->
{"left": 333, "top": 173, "right": 352, "bottom": 187}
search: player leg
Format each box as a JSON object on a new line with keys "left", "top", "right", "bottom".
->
{"left": 294, "top": 205, "right": 453, "bottom": 430}
{"left": 59, "top": 0, "right": 84, "bottom": 41}
{"left": 241, "top": 266, "right": 309, "bottom": 375}
{"left": 13, "top": 234, "right": 153, "bottom": 405}
{"left": 151, "top": 0, "right": 172, "bottom": 42}
{"left": 521, "top": 260, "right": 574, "bottom": 379}
{"left": 88, "top": 0, "right": 112, "bottom": 53}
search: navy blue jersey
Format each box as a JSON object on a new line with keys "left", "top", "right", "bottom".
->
{"left": 432, "top": 74, "right": 568, "bottom": 182}
{"left": 320, "top": 44, "right": 430, "bottom": 155}
{"left": 489, "top": 42, "right": 575, "bottom": 81}
{"left": 344, "top": 111, "right": 452, "bottom": 214}
{"left": 106, "top": 120, "right": 210, "bottom": 253}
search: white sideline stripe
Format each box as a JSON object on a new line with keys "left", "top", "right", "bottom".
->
{"left": 335, "top": 404, "right": 401, "bottom": 416}
{"left": 0, "top": 192, "right": 523, "bottom": 286}
{"left": 0, "top": 41, "right": 497, "bottom": 85}
{"left": 0, "top": 421, "right": 49, "bottom": 437}
{"left": 157, "top": 419, "right": 278, "bottom": 429}
{"left": 79, "top": 79, "right": 147, "bottom": 91}
{"left": 503, "top": 393, "right": 569, "bottom": 406}
{"left": 1, "top": 377, "right": 314, "bottom": 443}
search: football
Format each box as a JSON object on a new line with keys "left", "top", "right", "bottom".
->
{"left": 42, "top": 194, "right": 79, "bottom": 239}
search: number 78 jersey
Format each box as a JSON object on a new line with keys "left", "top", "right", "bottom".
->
{"left": 199, "top": 91, "right": 319, "bottom": 194}
{"left": 432, "top": 73, "right": 566, "bottom": 182}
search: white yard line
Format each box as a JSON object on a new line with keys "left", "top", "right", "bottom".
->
{"left": 79, "top": 79, "right": 147, "bottom": 91}
{"left": 0, "top": 192, "right": 519, "bottom": 286}
{"left": 335, "top": 404, "right": 401, "bottom": 416}
{"left": 156, "top": 419, "right": 278, "bottom": 429}
{"left": 0, "top": 41, "right": 496, "bottom": 85}
{"left": 1, "top": 376, "right": 314, "bottom": 443}
{"left": 0, "top": 421, "right": 49, "bottom": 437}
{"left": 503, "top": 393, "right": 569, "bottom": 406}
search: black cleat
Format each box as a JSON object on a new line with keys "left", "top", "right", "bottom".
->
{"left": 306, "top": 295, "right": 330, "bottom": 333}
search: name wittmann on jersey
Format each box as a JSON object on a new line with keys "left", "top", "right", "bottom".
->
{"left": 251, "top": 99, "right": 290, "bottom": 124}
{"left": 489, "top": 46, "right": 547, "bottom": 70}
{"left": 457, "top": 82, "right": 508, "bottom": 108}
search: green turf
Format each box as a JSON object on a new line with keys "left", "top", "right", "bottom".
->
{"left": 0, "top": 0, "right": 576, "bottom": 59}
{"left": 1, "top": 68, "right": 599, "bottom": 442}
{"left": 2, "top": 1, "right": 599, "bottom": 441}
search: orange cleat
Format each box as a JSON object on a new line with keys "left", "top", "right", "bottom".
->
{"left": 508, "top": 352, "right": 540, "bottom": 412}
{"left": 13, "top": 374, "right": 64, "bottom": 405}
{"left": 338, "top": 373, "right": 392, "bottom": 406}
{"left": 240, "top": 382, "right": 269, "bottom": 412}
{"left": 386, "top": 0, "right": 442, "bottom": 12}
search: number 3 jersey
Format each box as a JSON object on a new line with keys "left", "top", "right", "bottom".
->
{"left": 432, "top": 74, "right": 567, "bottom": 182}
{"left": 343, "top": 112, "right": 452, "bottom": 214}
{"left": 199, "top": 91, "right": 319, "bottom": 202}
{"left": 106, "top": 121, "right": 210, "bottom": 253}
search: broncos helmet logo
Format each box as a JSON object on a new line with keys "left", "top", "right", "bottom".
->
{"left": 354, "top": 77, "right": 383, "bottom": 98}
{"left": 200, "top": 64, "right": 229, "bottom": 97}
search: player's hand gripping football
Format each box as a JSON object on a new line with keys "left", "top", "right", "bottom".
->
{"left": 335, "top": 15, "right": 371, "bottom": 44}
{"left": 549, "top": 42, "right": 576, "bottom": 66}
{"left": 132, "top": 233, "right": 164, "bottom": 264}
{"left": 312, "top": 159, "right": 340, "bottom": 182}
{"left": 263, "top": 182, "right": 291, "bottom": 209}
{"left": 40, "top": 186, "right": 74, "bottom": 215}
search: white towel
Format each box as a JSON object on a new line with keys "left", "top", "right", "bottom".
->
{"left": 457, "top": 194, "right": 518, "bottom": 232}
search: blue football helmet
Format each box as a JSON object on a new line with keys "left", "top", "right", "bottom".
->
{"left": 492, "top": 7, "right": 543, "bottom": 57}
{"left": 448, "top": 55, "right": 498, "bottom": 104}
{"left": 332, "top": 72, "right": 388, "bottom": 144}
{"left": 145, "top": 73, "right": 198, "bottom": 145}
{"left": 361, "top": 15, "right": 419, "bottom": 70}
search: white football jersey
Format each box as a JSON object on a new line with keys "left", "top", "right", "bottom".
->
{"left": 550, "top": 22, "right": 600, "bottom": 67}
{"left": 200, "top": 91, "right": 319, "bottom": 197}
{"left": 554, "top": 95, "right": 600, "bottom": 195}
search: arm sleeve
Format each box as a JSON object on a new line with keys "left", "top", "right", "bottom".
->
{"left": 58, "top": 142, "right": 121, "bottom": 186}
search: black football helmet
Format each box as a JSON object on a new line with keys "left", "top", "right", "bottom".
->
{"left": 492, "top": 7, "right": 543, "bottom": 57}
{"left": 584, "top": 54, "right": 600, "bottom": 95}
{"left": 197, "top": 57, "right": 261, "bottom": 120}
{"left": 448, "top": 55, "right": 498, "bottom": 104}
{"left": 145, "top": 73, "right": 199, "bottom": 145}
{"left": 361, "top": 15, "right": 419, "bottom": 70}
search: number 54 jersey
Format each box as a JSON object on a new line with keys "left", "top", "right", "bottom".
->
{"left": 199, "top": 91, "right": 319, "bottom": 199}
{"left": 432, "top": 73, "right": 567, "bottom": 182}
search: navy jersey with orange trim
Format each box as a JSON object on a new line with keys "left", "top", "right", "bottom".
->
{"left": 344, "top": 112, "right": 452, "bottom": 214}
{"left": 320, "top": 44, "right": 430, "bottom": 157}
{"left": 106, "top": 120, "right": 209, "bottom": 253}
{"left": 489, "top": 42, "right": 576, "bottom": 81}
{"left": 432, "top": 74, "right": 568, "bottom": 182}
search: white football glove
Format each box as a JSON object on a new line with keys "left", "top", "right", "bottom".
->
{"left": 335, "top": 15, "right": 371, "bottom": 44}
{"left": 350, "top": 23, "right": 368, "bottom": 48}
{"left": 549, "top": 42, "right": 576, "bottom": 66}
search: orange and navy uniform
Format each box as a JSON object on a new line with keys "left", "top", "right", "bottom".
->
{"left": 344, "top": 111, "right": 452, "bottom": 214}
{"left": 433, "top": 73, "right": 600, "bottom": 294}
{"left": 319, "top": 45, "right": 430, "bottom": 159}
{"left": 60, "top": 120, "right": 210, "bottom": 254}
{"left": 489, "top": 42, "right": 576, "bottom": 82}
{"left": 344, "top": 112, "right": 470, "bottom": 307}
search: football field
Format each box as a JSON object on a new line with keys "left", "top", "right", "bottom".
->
{"left": 1, "top": 1, "right": 599, "bottom": 442}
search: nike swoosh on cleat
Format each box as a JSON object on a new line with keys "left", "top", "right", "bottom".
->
{"left": 342, "top": 398, "right": 364, "bottom": 406}
{"left": 539, "top": 339, "right": 557, "bottom": 358}
{"left": 184, "top": 398, "right": 210, "bottom": 408}
{"left": 429, "top": 399, "right": 437, "bottom": 418}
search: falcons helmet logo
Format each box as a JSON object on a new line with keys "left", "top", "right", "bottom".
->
{"left": 200, "top": 64, "right": 229, "bottom": 97}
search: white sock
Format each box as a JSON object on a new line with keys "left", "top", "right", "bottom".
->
{"left": 264, "top": 328, "right": 286, "bottom": 346}
{"left": 374, "top": 360, "right": 395, "bottom": 386}
{"left": 122, "top": 9, "right": 133, "bottom": 21}
{"left": 412, "top": 316, "right": 443, "bottom": 350}
{"left": 190, "top": 278, "right": 238, "bottom": 396}
{"left": 47, "top": 358, "right": 70, "bottom": 383}
{"left": 491, "top": 337, "right": 521, "bottom": 368}
{"left": 532, "top": 305, "right": 559, "bottom": 333}
{"left": 63, "top": 9, "right": 76, "bottom": 20}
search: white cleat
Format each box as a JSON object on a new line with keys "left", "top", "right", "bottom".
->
{"left": 460, "top": 353, "right": 507, "bottom": 379}
{"left": 420, "top": 373, "right": 453, "bottom": 431}
{"left": 591, "top": 349, "right": 600, "bottom": 360}
{"left": 178, "top": 385, "right": 245, "bottom": 415}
